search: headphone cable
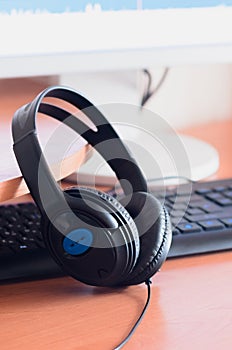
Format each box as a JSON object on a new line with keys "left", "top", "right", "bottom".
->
{"left": 141, "top": 68, "right": 169, "bottom": 107}
{"left": 113, "top": 279, "right": 152, "bottom": 350}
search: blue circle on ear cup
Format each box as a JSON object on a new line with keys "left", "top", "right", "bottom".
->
{"left": 63, "top": 229, "right": 93, "bottom": 256}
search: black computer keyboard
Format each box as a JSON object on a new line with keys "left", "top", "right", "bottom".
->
{"left": 0, "top": 178, "right": 232, "bottom": 282}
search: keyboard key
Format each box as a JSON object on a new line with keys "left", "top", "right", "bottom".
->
{"left": 214, "top": 186, "right": 226, "bottom": 192}
{"left": 171, "top": 203, "right": 187, "bottom": 211}
{"left": 0, "top": 218, "right": 8, "bottom": 227}
{"left": 189, "top": 194, "right": 203, "bottom": 202}
{"left": 168, "top": 195, "right": 190, "bottom": 204}
{"left": 214, "top": 197, "right": 232, "bottom": 206}
{"left": 219, "top": 218, "right": 232, "bottom": 227}
{"left": 176, "top": 189, "right": 191, "bottom": 197}
{"left": 199, "top": 220, "right": 225, "bottom": 231}
{"left": 171, "top": 218, "right": 188, "bottom": 226}
{"left": 206, "top": 193, "right": 223, "bottom": 201}
{"left": 185, "top": 209, "right": 232, "bottom": 223}
{"left": 170, "top": 210, "right": 186, "bottom": 218}
{"left": 224, "top": 191, "right": 232, "bottom": 199}
{"left": 185, "top": 213, "right": 220, "bottom": 222}
{"left": 1, "top": 231, "right": 11, "bottom": 238}
{"left": 177, "top": 222, "right": 202, "bottom": 234}
{"left": 186, "top": 208, "right": 205, "bottom": 215}
{"left": 195, "top": 188, "right": 212, "bottom": 195}
{"left": 197, "top": 202, "right": 221, "bottom": 213}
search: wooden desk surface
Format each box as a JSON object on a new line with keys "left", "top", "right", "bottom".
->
{"left": 0, "top": 99, "right": 232, "bottom": 349}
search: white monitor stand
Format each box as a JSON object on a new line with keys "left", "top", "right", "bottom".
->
{"left": 67, "top": 131, "right": 219, "bottom": 186}
{"left": 60, "top": 71, "right": 219, "bottom": 186}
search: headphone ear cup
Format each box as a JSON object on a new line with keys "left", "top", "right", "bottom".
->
{"left": 65, "top": 187, "right": 140, "bottom": 257}
{"left": 44, "top": 187, "right": 141, "bottom": 286}
{"left": 119, "top": 192, "right": 172, "bottom": 285}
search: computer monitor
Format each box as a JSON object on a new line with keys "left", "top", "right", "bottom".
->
{"left": 1, "top": 1, "right": 227, "bottom": 184}
{"left": 1, "top": 1, "right": 232, "bottom": 78}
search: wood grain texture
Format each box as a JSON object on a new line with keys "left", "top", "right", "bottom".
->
{"left": 1, "top": 252, "right": 232, "bottom": 350}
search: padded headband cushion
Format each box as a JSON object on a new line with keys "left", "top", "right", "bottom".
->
{"left": 119, "top": 192, "right": 172, "bottom": 285}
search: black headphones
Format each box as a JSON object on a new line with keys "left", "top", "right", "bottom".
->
{"left": 11, "top": 86, "right": 172, "bottom": 287}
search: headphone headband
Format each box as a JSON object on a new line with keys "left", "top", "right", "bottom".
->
{"left": 12, "top": 86, "right": 147, "bottom": 213}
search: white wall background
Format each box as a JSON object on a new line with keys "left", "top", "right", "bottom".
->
{"left": 60, "top": 63, "right": 232, "bottom": 130}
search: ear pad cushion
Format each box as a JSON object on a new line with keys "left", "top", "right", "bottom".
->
{"left": 119, "top": 192, "right": 172, "bottom": 285}
{"left": 63, "top": 187, "right": 141, "bottom": 285}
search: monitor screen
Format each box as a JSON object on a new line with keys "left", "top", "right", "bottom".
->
{"left": 1, "top": 1, "right": 232, "bottom": 77}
